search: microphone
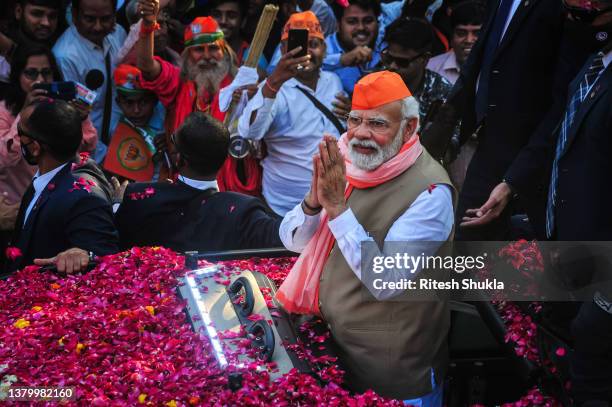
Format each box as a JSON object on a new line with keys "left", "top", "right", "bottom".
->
{"left": 85, "top": 69, "right": 105, "bottom": 90}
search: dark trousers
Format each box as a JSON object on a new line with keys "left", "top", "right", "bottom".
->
{"left": 570, "top": 300, "right": 612, "bottom": 403}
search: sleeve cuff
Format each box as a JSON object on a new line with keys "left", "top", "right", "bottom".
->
{"left": 327, "top": 207, "right": 358, "bottom": 239}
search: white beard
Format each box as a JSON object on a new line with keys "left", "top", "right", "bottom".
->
{"left": 184, "top": 56, "right": 230, "bottom": 96}
{"left": 348, "top": 127, "right": 405, "bottom": 171}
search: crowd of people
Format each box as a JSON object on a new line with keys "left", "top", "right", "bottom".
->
{"left": 1, "top": 0, "right": 611, "bottom": 405}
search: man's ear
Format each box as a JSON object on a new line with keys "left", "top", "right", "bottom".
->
{"left": 31, "top": 140, "right": 43, "bottom": 158}
{"left": 403, "top": 117, "right": 419, "bottom": 142}
{"left": 15, "top": 4, "right": 23, "bottom": 20}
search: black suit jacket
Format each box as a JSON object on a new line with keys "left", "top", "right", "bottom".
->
{"left": 448, "top": 0, "right": 566, "bottom": 188}
{"left": 5, "top": 161, "right": 119, "bottom": 274}
{"left": 115, "top": 181, "right": 283, "bottom": 252}
{"left": 554, "top": 57, "right": 612, "bottom": 241}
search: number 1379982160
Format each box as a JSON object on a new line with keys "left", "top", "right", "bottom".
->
{"left": 5, "top": 386, "right": 75, "bottom": 401}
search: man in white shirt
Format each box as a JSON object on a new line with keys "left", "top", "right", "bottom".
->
{"left": 427, "top": 1, "right": 485, "bottom": 85}
{"left": 53, "top": 0, "right": 127, "bottom": 162}
{"left": 238, "top": 11, "right": 346, "bottom": 216}
{"left": 276, "top": 71, "right": 455, "bottom": 405}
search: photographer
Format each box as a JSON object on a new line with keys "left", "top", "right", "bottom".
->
{"left": 0, "top": 46, "right": 97, "bottom": 265}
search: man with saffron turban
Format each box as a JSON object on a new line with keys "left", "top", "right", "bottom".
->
{"left": 137, "top": 0, "right": 261, "bottom": 195}
{"left": 277, "top": 71, "right": 455, "bottom": 405}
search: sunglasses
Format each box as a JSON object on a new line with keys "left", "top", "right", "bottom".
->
{"left": 17, "top": 126, "right": 43, "bottom": 145}
{"left": 381, "top": 48, "right": 429, "bottom": 69}
{"left": 563, "top": 1, "right": 612, "bottom": 22}
{"left": 22, "top": 68, "right": 54, "bottom": 81}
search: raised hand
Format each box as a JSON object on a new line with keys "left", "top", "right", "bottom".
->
{"left": 340, "top": 46, "right": 372, "bottom": 67}
{"left": 137, "top": 0, "right": 159, "bottom": 24}
{"left": 302, "top": 154, "right": 322, "bottom": 215}
{"left": 316, "top": 135, "right": 347, "bottom": 219}
{"left": 268, "top": 47, "right": 311, "bottom": 87}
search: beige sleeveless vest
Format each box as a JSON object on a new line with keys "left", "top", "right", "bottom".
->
{"left": 318, "top": 150, "right": 456, "bottom": 400}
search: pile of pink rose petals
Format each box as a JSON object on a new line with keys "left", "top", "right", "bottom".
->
{"left": 0, "top": 246, "right": 558, "bottom": 405}
{"left": 0, "top": 247, "right": 397, "bottom": 406}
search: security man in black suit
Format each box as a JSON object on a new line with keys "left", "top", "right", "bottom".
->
{"left": 4, "top": 100, "right": 119, "bottom": 276}
{"left": 114, "top": 111, "right": 284, "bottom": 252}
{"left": 447, "top": 0, "right": 568, "bottom": 240}
{"left": 546, "top": 2, "right": 612, "bottom": 402}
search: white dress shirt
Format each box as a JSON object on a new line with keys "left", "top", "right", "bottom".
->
{"left": 280, "top": 184, "right": 454, "bottom": 299}
{"left": 501, "top": 0, "right": 523, "bottom": 40}
{"left": 238, "top": 71, "right": 343, "bottom": 216}
{"left": 53, "top": 24, "right": 127, "bottom": 162}
{"left": 23, "top": 163, "right": 68, "bottom": 226}
{"left": 177, "top": 175, "right": 219, "bottom": 191}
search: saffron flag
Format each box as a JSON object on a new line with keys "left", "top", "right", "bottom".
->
{"left": 103, "top": 121, "right": 154, "bottom": 181}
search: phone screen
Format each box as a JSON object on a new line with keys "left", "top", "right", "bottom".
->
{"left": 33, "top": 81, "right": 76, "bottom": 101}
{"left": 287, "top": 29, "right": 309, "bottom": 58}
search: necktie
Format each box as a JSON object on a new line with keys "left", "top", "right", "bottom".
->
{"left": 545, "top": 52, "right": 605, "bottom": 238}
{"left": 101, "top": 52, "right": 113, "bottom": 146}
{"left": 474, "top": 0, "right": 514, "bottom": 123}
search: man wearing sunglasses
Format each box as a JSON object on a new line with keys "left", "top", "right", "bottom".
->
{"left": 4, "top": 99, "right": 118, "bottom": 276}
{"left": 382, "top": 17, "right": 453, "bottom": 126}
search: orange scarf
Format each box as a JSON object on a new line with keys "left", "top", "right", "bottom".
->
{"left": 275, "top": 133, "right": 423, "bottom": 315}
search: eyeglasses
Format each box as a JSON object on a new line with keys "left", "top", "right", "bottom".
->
{"left": 346, "top": 115, "right": 407, "bottom": 133}
{"left": 22, "top": 68, "right": 53, "bottom": 81}
{"left": 17, "top": 126, "right": 42, "bottom": 145}
{"left": 380, "top": 48, "right": 428, "bottom": 69}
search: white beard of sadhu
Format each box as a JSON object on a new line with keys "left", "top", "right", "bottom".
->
{"left": 182, "top": 52, "right": 232, "bottom": 97}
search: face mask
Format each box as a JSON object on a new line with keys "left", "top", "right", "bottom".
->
{"left": 21, "top": 141, "right": 38, "bottom": 166}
